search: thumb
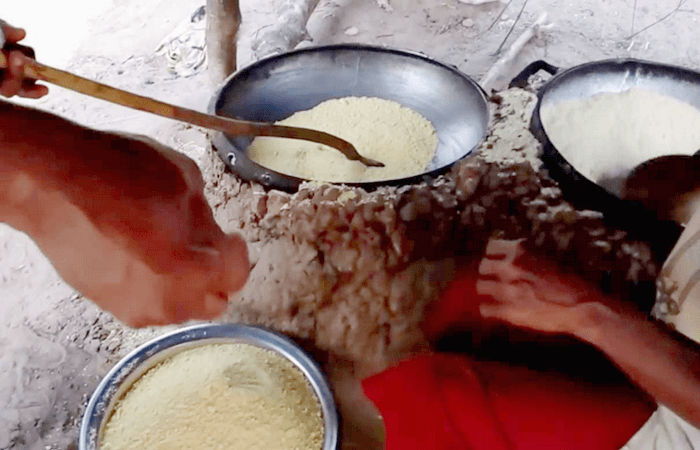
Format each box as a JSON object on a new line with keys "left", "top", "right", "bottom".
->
{"left": 479, "top": 303, "right": 503, "bottom": 319}
{"left": 210, "top": 233, "right": 249, "bottom": 294}
{"left": 1, "top": 23, "right": 26, "bottom": 43}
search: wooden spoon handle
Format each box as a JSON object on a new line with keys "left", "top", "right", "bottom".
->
{"left": 0, "top": 51, "right": 383, "bottom": 167}
{"left": 14, "top": 54, "right": 257, "bottom": 135}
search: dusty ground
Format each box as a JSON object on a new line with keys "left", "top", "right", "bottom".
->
{"left": 2, "top": 0, "right": 700, "bottom": 448}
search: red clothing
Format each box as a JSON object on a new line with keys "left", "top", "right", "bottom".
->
{"left": 362, "top": 272, "right": 656, "bottom": 450}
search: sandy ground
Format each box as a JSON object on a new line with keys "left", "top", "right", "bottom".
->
{"left": 2, "top": 0, "right": 700, "bottom": 448}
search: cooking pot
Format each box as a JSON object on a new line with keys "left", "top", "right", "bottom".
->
{"left": 208, "top": 44, "right": 490, "bottom": 192}
{"left": 511, "top": 58, "right": 693, "bottom": 259}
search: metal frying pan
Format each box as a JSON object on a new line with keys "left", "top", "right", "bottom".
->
{"left": 512, "top": 59, "right": 697, "bottom": 258}
{"left": 208, "top": 44, "right": 490, "bottom": 192}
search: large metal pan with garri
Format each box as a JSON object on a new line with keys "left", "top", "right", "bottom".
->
{"left": 513, "top": 59, "right": 700, "bottom": 256}
{"left": 209, "top": 44, "right": 490, "bottom": 192}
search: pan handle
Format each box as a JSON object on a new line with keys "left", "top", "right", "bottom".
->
{"left": 509, "top": 60, "right": 560, "bottom": 89}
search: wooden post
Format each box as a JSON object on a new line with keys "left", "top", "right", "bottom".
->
{"left": 206, "top": 0, "right": 241, "bottom": 85}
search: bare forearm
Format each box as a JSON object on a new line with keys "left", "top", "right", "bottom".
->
{"left": 0, "top": 100, "right": 92, "bottom": 233}
{"left": 0, "top": 100, "right": 186, "bottom": 194}
{"left": 0, "top": 99, "right": 85, "bottom": 173}
{"left": 0, "top": 100, "right": 190, "bottom": 244}
{"left": 575, "top": 302, "right": 700, "bottom": 427}
{"left": 0, "top": 101, "right": 247, "bottom": 326}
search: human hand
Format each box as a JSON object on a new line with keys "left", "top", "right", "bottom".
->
{"left": 0, "top": 20, "right": 48, "bottom": 98}
{"left": 475, "top": 241, "right": 700, "bottom": 430}
{"left": 475, "top": 239, "right": 600, "bottom": 334}
{"left": 75, "top": 136, "right": 249, "bottom": 327}
{"left": 4, "top": 126, "right": 249, "bottom": 327}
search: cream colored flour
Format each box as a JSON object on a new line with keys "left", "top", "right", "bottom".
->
{"left": 101, "top": 343, "right": 324, "bottom": 450}
{"left": 540, "top": 88, "right": 700, "bottom": 185}
{"left": 248, "top": 96, "right": 438, "bottom": 182}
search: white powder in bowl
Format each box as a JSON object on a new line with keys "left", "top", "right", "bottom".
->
{"left": 540, "top": 88, "right": 700, "bottom": 191}
{"left": 101, "top": 343, "right": 324, "bottom": 450}
{"left": 247, "top": 96, "right": 438, "bottom": 183}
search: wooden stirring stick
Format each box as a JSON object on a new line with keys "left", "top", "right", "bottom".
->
{"left": 0, "top": 48, "right": 384, "bottom": 168}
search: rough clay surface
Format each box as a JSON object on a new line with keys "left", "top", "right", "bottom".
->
{"left": 203, "top": 88, "right": 656, "bottom": 371}
{"left": 2, "top": 0, "right": 697, "bottom": 448}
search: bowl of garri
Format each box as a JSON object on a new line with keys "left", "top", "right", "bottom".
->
{"left": 79, "top": 323, "right": 338, "bottom": 450}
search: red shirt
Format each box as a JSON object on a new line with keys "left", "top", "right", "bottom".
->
{"left": 362, "top": 272, "right": 656, "bottom": 450}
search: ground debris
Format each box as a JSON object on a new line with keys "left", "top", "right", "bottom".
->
{"left": 376, "top": 0, "right": 393, "bottom": 12}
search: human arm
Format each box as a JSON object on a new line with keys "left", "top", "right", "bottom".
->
{"left": 0, "top": 100, "right": 249, "bottom": 326}
{"left": 476, "top": 239, "right": 700, "bottom": 428}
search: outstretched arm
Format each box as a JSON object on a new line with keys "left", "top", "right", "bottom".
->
{"left": 1, "top": 22, "right": 249, "bottom": 327}
{"left": 476, "top": 239, "right": 700, "bottom": 428}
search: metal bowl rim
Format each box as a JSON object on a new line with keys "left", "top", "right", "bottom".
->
{"left": 208, "top": 42, "right": 489, "bottom": 114}
{"left": 536, "top": 57, "right": 700, "bottom": 100}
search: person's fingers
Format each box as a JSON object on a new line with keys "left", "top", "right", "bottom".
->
{"left": 163, "top": 283, "right": 209, "bottom": 323}
{"left": 109, "top": 297, "right": 171, "bottom": 328}
{"left": 177, "top": 231, "right": 248, "bottom": 285}
{"left": 125, "top": 312, "right": 169, "bottom": 328}
{"left": 202, "top": 291, "right": 229, "bottom": 318}
{"left": 478, "top": 258, "right": 503, "bottom": 278}
{"left": 17, "top": 82, "right": 48, "bottom": 99}
{"left": 475, "top": 278, "right": 515, "bottom": 300}
{"left": 479, "top": 302, "right": 505, "bottom": 319}
{"left": 0, "top": 51, "right": 24, "bottom": 97}
{"left": 186, "top": 194, "right": 229, "bottom": 248}
{"left": 1, "top": 23, "right": 27, "bottom": 43}
{"left": 173, "top": 151, "right": 206, "bottom": 191}
{"left": 0, "top": 47, "right": 47, "bottom": 98}
{"left": 170, "top": 287, "right": 229, "bottom": 323}
{"left": 484, "top": 239, "right": 525, "bottom": 262}
{"left": 212, "top": 234, "right": 249, "bottom": 293}
{"left": 479, "top": 257, "right": 538, "bottom": 287}
{"left": 475, "top": 278, "right": 499, "bottom": 297}
{"left": 161, "top": 237, "right": 246, "bottom": 323}
{"left": 478, "top": 277, "right": 538, "bottom": 307}
{"left": 8, "top": 50, "right": 24, "bottom": 78}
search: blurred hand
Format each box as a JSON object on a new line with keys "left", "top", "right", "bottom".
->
{"left": 3, "top": 130, "right": 249, "bottom": 327}
{"left": 0, "top": 20, "right": 49, "bottom": 98}
{"left": 474, "top": 241, "right": 700, "bottom": 431}
{"left": 475, "top": 240, "right": 598, "bottom": 334}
